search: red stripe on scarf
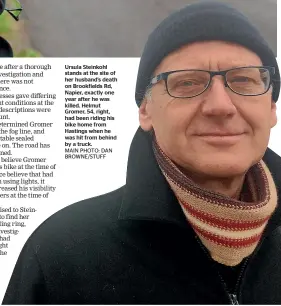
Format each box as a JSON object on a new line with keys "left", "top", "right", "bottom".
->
{"left": 180, "top": 199, "right": 270, "bottom": 231}
{"left": 193, "top": 224, "right": 263, "bottom": 248}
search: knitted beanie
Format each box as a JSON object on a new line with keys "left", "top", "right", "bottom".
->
{"left": 135, "top": 1, "right": 280, "bottom": 106}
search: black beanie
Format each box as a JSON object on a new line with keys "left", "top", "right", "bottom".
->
{"left": 135, "top": 1, "right": 280, "bottom": 106}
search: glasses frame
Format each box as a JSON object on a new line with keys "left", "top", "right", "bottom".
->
{"left": 5, "top": 7, "right": 22, "bottom": 21}
{"left": 148, "top": 66, "right": 276, "bottom": 99}
{"left": 5, "top": 0, "right": 23, "bottom": 21}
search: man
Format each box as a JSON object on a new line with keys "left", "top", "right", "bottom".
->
{"left": 3, "top": 1, "right": 281, "bottom": 304}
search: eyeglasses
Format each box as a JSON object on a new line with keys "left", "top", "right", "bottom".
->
{"left": 148, "top": 66, "right": 275, "bottom": 98}
{"left": 4, "top": 0, "right": 22, "bottom": 21}
{"left": 5, "top": 7, "right": 22, "bottom": 21}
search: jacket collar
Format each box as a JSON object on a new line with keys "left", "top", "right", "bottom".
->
{"left": 119, "top": 127, "right": 281, "bottom": 233}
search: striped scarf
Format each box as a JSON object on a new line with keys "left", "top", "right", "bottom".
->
{"left": 153, "top": 139, "right": 278, "bottom": 266}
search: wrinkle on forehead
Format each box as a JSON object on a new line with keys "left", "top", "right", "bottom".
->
{"left": 154, "top": 41, "right": 262, "bottom": 74}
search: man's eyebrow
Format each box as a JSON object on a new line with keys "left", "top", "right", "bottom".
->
{"left": 219, "top": 62, "right": 259, "bottom": 69}
{"left": 155, "top": 61, "right": 261, "bottom": 75}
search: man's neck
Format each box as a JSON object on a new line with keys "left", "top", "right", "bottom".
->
{"left": 181, "top": 169, "right": 246, "bottom": 199}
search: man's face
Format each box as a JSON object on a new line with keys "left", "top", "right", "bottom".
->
{"left": 139, "top": 41, "right": 277, "bottom": 178}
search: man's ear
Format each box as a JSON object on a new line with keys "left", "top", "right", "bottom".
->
{"left": 139, "top": 98, "right": 153, "bottom": 131}
{"left": 270, "top": 100, "right": 277, "bottom": 128}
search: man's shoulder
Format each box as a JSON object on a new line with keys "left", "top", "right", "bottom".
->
{"left": 50, "top": 185, "right": 124, "bottom": 223}
{"left": 28, "top": 186, "right": 125, "bottom": 253}
{"left": 4, "top": 186, "right": 127, "bottom": 304}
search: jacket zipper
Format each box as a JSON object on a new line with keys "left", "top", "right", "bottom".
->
{"left": 235, "top": 233, "right": 268, "bottom": 303}
{"left": 230, "top": 257, "right": 249, "bottom": 304}
{"left": 229, "top": 294, "right": 239, "bottom": 305}
{"left": 195, "top": 235, "right": 248, "bottom": 305}
{"left": 217, "top": 257, "right": 249, "bottom": 305}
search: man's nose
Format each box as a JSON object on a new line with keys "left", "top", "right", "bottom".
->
{"left": 201, "top": 76, "right": 237, "bottom": 117}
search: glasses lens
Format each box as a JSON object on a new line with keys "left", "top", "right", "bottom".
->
{"left": 226, "top": 67, "right": 270, "bottom": 95}
{"left": 167, "top": 70, "right": 210, "bottom": 98}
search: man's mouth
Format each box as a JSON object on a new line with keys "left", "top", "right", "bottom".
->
{"left": 195, "top": 132, "right": 246, "bottom": 145}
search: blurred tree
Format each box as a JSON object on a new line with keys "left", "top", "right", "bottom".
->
{"left": 0, "top": 0, "right": 41, "bottom": 57}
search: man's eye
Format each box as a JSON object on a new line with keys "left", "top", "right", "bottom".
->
{"left": 178, "top": 81, "right": 194, "bottom": 86}
{"left": 230, "top": 77, "right": 253, "bottom": 83}
{"left": 176, "top": 80, "right": 202, "bottom": 86}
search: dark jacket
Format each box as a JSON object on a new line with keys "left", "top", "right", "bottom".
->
{"left": 3, "top": 128, "right": 281, "bottom": 304}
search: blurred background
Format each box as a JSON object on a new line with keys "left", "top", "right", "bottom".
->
{"left": 1, "top": 0, "right": 277, "bottom": 57}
